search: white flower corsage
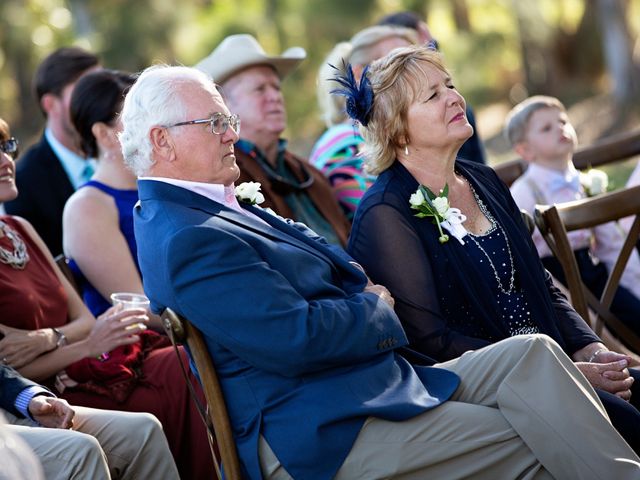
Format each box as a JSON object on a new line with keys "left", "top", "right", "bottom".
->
{"left": 409, "top": 184, "right": 468, "bottom": 244}
{"left": 579, "top": 169, "right": 609, "bottom": 197}
{"left": 235, "top": 181, "right": 265, "bottom": 205}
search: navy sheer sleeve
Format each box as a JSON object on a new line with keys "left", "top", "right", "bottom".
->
{"left": 349, "top": 200, "right": 491, "bottom": 361}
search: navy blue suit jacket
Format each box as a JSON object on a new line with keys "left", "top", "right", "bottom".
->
{"left": 134, "top": 179, "right": 460, "bottom": 479}
{"left": 0, "top": 365, "right": 40, "bottom": 419}
{"left": 5, "top": 135, "right": 74, "bottom": 256}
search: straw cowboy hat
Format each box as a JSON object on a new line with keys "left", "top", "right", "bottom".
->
{"left": 195, "top": 34, "right": 306, "bottom": 84}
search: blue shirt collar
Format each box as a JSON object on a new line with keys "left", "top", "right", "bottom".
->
{"left": 45, "top": 128, "right": 96, "bottom": 189}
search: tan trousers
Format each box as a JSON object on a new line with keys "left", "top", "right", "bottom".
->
{"left": 260, "top": 334, "right": 640, "bottom": 479}
{"left": 6, "top": 406, "right": 179, "bottom": 480}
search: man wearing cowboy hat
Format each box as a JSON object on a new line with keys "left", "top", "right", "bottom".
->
{"left": 195, "top": 34, "right": 351, "bottom": 246}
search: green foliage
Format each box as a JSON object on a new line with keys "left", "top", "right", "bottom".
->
{"left": 0, "top": 0, "right": 639, "bottom": 162}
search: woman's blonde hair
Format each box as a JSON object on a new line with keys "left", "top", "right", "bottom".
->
{"left": 360, "top": 45, "right": 450, "bottom": 174}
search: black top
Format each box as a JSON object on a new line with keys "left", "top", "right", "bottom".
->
{"left": 348, "top": 159, "right": 599, "bottom": 361}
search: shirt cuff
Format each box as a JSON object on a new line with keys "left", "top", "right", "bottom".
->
{"left": 14, "top": 386, "right": 55, "bottom": 420}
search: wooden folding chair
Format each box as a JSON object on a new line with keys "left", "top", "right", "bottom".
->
{"left": 161, "top": 308, "right": 242, "bottom": 480}
{"left": 54, "top": 254, "right": 81, "bottom": 295}
{"left": 534, "top": 186, "right": 640, "bottom": 352}
{"left": 520, "top": 209, "right": 535, "bottom": 236}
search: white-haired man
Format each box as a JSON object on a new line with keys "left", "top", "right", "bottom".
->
{"left": 122, "top": 64, "right": 640, "bottom": 480}
{"left": 195, "top": 34, "right": 351, "bottom": 246}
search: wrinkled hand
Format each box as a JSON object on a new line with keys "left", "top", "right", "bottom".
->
{"left": 28, "top": 396, "right": 74, "bottom": 429}
{"left": 365, "top": 284, "right": 395, "bottom": 308}
{"left": 576, "top": 360, "right": 634, "bottom": 401}
{"left": 85, "top": 306, "right": 149, "bottom": 358}
{"left": 0, "top": 324, "right": 54, "bottom": 368}
{"left": 593, "top": 350, "right": 632, "bottom": 365}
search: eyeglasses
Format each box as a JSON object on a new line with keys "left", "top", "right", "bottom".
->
{"left": 0, "top": 137, "right": 18, "bottom": 157}
{"left": 169, "top": 113, "right": 240, "bottom": 136}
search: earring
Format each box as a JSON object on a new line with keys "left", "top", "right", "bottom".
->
{"left": 404, "top": 145, "right": 409, "bottom": 156}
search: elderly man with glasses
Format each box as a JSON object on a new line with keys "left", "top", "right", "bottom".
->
{"left": 123, "top": 64, "right": 640, "bottom": 480}
{"left": 195, "top": 34, "right": 351, "bottom": 246}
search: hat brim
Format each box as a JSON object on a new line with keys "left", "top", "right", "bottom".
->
{"left": 195, "top": 48, "right": 305, "bottom": 85}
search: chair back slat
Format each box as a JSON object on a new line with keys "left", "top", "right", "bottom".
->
{"left": 602, "top": 215, "right": 640, "bottom": 311}
{"left": 535, "top": 205, "right": 591, "bottom": 321}
{"left": 54, "top": 254, "right": 81, "bottom": 295}
{"left": 573, "top": 128, "right": 640, "bottom": 169}
{"left": 161, "top": 308, "right": 243, "bottom": 480}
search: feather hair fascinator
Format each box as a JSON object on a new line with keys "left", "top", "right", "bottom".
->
{"left": 330, "top": 62, "right": 374, "bottom": 126}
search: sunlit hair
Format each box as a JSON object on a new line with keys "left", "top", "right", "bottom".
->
{"left": 505, "top": 95, "right": 566, "bottom": 147}
{"left": 317, "top": 26, "right": 417, "bottom": 128}
{"left": 0, "top": 118, "right": 9, "bottom": 142}
{"left": 317, "top": 42, "right": 353, "bottom": 127}
{"left": 120, "top": 65, "right": 215, "bottom": 176}
{"left": 360, "top": 44, "right": 449, "bottom": 175}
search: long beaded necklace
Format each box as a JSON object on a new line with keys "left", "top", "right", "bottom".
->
{"left": 463, "top": 179, "right": 516, "bottom": 295}
{"left": 0, "top": 219, "right": 30, "bottom": 270}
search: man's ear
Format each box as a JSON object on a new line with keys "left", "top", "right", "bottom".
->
{"left": 91, "top": 122, "right": 110, "bottom": 145}
{"left": 514, "top": 141, "right": 535, "bottom": 163}
{"left": 149, "top": 126, "right": 176, "bottom": 162}
{"left": 40, "top": 93, "right": 58, "bottom": 116}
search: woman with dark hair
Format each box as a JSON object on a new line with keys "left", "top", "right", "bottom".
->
{"left": 346, "top": 44, "right": 640, "bottom": 453}
{"left": 63, "top": 69, "right": 145, "bottom": 318}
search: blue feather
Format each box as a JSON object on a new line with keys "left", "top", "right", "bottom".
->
{"left": 329, "top": 62, "right": 374, "bottom": 126}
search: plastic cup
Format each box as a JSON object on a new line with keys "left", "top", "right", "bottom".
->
{"left": 110, "top": 292, "right": 149, "bottom": 330}
{"left": 110, "top": 292, "right": 150, "bottom": 310}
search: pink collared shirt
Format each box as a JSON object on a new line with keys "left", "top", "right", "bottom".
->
{"left": 140, "top": 177, "right": 269, "bottom": 225}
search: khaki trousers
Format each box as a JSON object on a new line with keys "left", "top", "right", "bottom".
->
{"left": 7, "top": 406, "right": 179, "bottom": 480}
{"left": 260, "top": 334, "right": 640, "bottom": 479}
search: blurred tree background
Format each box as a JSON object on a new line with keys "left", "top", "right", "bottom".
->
{"left": 1, "top": 0, "right": 639, "bottom": 167}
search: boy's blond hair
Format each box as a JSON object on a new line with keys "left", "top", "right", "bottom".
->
{"left": 504, "top": 95, "right": 566, "bottom": 146}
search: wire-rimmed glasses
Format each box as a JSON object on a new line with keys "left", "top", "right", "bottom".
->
{"left": 0, "top": 137, "right": 18, "bottom": 157}
{"left": 169, "top": 113, "right": 240, "bottom": 136}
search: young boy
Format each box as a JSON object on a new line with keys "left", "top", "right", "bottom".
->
{"left": 506, "top": 95, "right": 640, "bottom": 334}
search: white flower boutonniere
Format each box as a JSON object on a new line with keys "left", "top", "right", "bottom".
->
{"left": 409, "top": 184, "right": 468, "bottom": 244}
{"left": 235, "top": 181, "right": 265, "bottom": 205}
{"left": 579, "top": 169, "right": 609, "bottom": 197}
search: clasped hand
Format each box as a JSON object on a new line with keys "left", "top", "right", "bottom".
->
{"left": 576, "top": 350, "right": 634, "bottom": 401}
{"left": 365, "top": 283, "right": 395, "bottom": 308}
{"left": 85, "top": 306, "right": 149, "bottom": 358}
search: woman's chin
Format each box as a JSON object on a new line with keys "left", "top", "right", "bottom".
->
{"left": 0, "top": 185, "right": 18, "bottom": 204}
